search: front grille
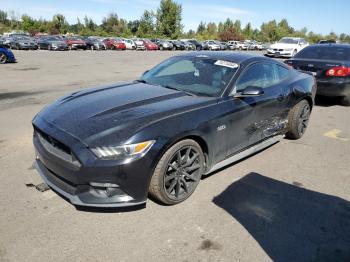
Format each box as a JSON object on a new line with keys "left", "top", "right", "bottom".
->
{"left": 34, "top": 127, "right": 80, "bottom": 166}
{"left": 273, "top": 49, "right": 284, "bottom": 51}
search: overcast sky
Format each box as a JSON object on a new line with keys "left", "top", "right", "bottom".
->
{"left": 1, "top": 0, "right": 349, "bottom": 35}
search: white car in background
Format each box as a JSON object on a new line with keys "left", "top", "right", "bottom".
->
{"left": 266, "top": 37, "right": 309, "bottom": 57}
{"left": 122, "top": 38, "right": 136, "bottom": 50}
{"left": 131, "top": 38, "right": 146, "bottom": 50}
{"left": 203, "top": 40, "right": 220, "bottom": 51}
{"left": 227, "top": 41, "right": 248, "bottom": 50}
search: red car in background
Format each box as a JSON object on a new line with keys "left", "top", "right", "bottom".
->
{"left": 143, "top": 39, "right": 158, "bottom": 50}
{"left": 103, "top": 38, "right": 126, "bottom": 50}
{"left": 66, "top": 37, "right": 87, "bottom": 50}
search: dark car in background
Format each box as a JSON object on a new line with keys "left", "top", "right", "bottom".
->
{"left": 37, "top": 36, "right": 68, "bottom": 51}
{"left": 66, "top": 37, "right": 87, "bottom": 50}
{"left": 285, "top": 44, "right": 350, "bottom": 105}
{"left": 9, "top": 36, "right": 38, "bottom": 50}
{"left": 187, "top": 39, "right": 204, "bottom": 50}
{"left": 0, "top": 44, "right": 16, "bottom": 64}
{"left": 181, "top": 40, "right": 196, "bottom": 51}
{"left": 169, "top": 40, "right": 185, "bottom": 50}
{"left": 33, "top": 52, "right": 316, "bottom": 208}
{"left": 85, "top": 37, "right": 106, "bottom": 50}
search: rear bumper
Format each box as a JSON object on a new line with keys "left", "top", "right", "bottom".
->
{"left": 316, "top": 79, "right": 350, "bottom": 97}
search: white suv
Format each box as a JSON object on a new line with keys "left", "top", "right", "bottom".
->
{"left": 267, "top": 37, "right": 309, "bottom": 57}
{"left": 227, "top": 41, "right": 248, "bottom": 50}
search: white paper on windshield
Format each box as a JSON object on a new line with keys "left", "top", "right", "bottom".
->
{"left": 214, "top": 60, "right": 239, "bottom": 69}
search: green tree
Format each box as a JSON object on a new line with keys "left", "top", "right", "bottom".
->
{"left": 156, "top": 0, "right": 183, "bottom": 38}
{"left": 49, "top": 14, "right": 69, "bottom": 34}
{"left": 196, "top": 21, "right": 206, "bottom": 35}
{"left": 243, "top": 22, "right": 253, "bottom": 40}
{"left": 138, "top": 10, "right": 155, "bottom": 37}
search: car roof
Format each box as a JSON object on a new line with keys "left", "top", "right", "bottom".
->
{"left": 176, "top": 51, "right": 267, "bottom": 64}
{"left": 309, "top": 43, "right": 350, "bottom": 49}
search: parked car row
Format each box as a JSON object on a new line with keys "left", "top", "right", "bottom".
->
{"left": 0, "top": 34, "right": 270, "bottom": 52}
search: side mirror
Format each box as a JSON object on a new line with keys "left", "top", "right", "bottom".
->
{"left": 234, "top": 86, "right": 264, "bottom": 98}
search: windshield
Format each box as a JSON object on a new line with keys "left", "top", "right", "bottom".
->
{"left": 140, "top": 56, "right": 239, "bottom": 97}
{"left": 278, "top": 38, "right": 299, "bottom": 44}
{"left": 295, "top": 46, "right": 350, "bottom": 60}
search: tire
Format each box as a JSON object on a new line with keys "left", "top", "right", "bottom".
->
{"left": 160, "top": 46, "right": 163, "bottom": 51}
{"left": 285, "top": 100, "right": 311, "bottom": 140}
{"left": 292, "top": 49, "right": 297, "bottom": 57}
{"left": 90, "top": 45, "right": 94, "bottom": 51}
{"left": 340, "top": 96, "right": 350, "bottom": 106}
{"left": 196, "top": 46, "right": 201, "bottom": 51}
{"left": 0, "top": 52, "right": 8, "bottom": 64}
{"left": 48, "top": 45, "right": 52, "bottom": 51}
{"left": 149, "top": 139, "right": 205, "bottom": 205}
{"left": 239, "top": 46, "right": 242, "bottom": 50}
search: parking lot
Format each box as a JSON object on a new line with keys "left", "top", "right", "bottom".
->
{"left": 1, "top": 50, "right": 349, "bottom": 262}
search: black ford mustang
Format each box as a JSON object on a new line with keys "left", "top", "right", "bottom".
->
{"left": 33, "top": 52, "right": 316, "bottom": 207}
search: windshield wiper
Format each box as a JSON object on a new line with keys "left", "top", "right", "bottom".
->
{"left": 160, "top": 85, "right": 196, "bottom": 96}
{"left": 134, "top": 79, "right": 148, "bottom": 84}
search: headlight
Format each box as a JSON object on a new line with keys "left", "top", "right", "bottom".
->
{"left": 91, "top": 140, "right": 155, "bottom": 160}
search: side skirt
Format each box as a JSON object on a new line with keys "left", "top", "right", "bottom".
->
{"left": 205, "top": 135, "right": 283, "bottom": 174}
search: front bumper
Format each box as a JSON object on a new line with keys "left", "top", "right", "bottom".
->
{"left": 316, "top": 78, "right": 350, "bottom": 97}
{"left": 35, "top": 159, "right": 145, "bottom": 207}
{"left": 266, "top": 49, "right": 293, "bottom": 57}
{"left": 32, "top": 117, "right": 153, "bottom": 207}
{"left": 52, "top": 45, "right": 69, "bottom": 51}
{"left": 71, "top": 44, "right": 86, "bottom": 49}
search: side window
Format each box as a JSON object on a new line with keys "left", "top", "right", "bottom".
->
{"left": 276, "top": 65, "right": 291, "bottom": 81}
{"left": 235, "top": 63, "right": 278, "bottom": 92}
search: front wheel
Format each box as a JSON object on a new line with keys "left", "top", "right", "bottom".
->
{"left": 149, "top": 140, "right": 205, "bottom": 205}
{"left": 285, "top": 100, "right": 311, "bottom": 140}
{"left": 0, "top": 52, "right": 8, "bottom": 64}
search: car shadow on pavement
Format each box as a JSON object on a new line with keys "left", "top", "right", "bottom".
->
{"left": 213, "top": 173, "right": 350, "bottom": 262}
{"left": 315, "top": 95, "right": 342, "bottom": 107}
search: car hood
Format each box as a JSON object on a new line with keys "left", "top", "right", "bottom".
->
{"left": 269, "top": 43, "right": 298, "bottom": 49}
{"left": 35, "top": 82, "right": 213, "bottom": 146}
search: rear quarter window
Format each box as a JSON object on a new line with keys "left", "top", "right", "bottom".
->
{"left": 277, "top": 65, "right": 291, "bottom": 80}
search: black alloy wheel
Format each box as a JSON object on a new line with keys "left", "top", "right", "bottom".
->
{"left": 298, "top": 103, "right": 310, "bottom": 136}
{"left": 149, "top": 140, "right": 205, "bottom": 205}
{"left": 286, "top": 100, "right": 311, "bottom": 139}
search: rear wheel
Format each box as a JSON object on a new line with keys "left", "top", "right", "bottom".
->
{"left": 286, "top": 100, "right": 311, "bottom": 139}
{"left": 0, "top": 52, "right": 8, "bottom": 64}
{"left": 149, "top": 139, "right": 205, "bottom": 205}
{"left": 340, "top": 96, "right": 350, "bottom": 106}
